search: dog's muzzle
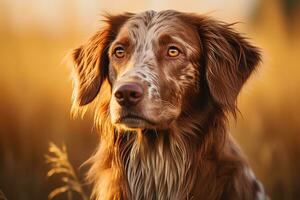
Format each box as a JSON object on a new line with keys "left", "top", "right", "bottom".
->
{"left": 114, "top": 82, "right": 144, "bottom": 107}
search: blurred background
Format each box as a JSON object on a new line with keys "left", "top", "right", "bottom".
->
{"left": 0, "top": 0, "right": 300, "bottom": 199}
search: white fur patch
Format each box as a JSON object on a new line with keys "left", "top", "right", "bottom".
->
{"left": 244, "top": 167, "right": 269, "bottom": 200}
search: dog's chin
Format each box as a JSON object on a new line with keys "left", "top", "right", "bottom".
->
{"left": 113, "top": 116, "right": 177, "bottom": 131}
{"left": 118, "top": 118, "right": 150, "bottom": 130}
{"left": 113, "top": 115, "right": 156, "bottom": 130}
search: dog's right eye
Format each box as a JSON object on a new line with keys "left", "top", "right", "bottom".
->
{"left": 167, "top": 46, "right": 180, "bottom": 57}
{"left": 113, "top": 46, "right": 125, "bottom": 58}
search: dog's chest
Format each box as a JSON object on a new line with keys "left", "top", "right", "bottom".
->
{"left": 122, "top": 138, "right": 194, "bottom": 200}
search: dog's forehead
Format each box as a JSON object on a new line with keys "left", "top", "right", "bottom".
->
{"left": 117, "top": 10, "right": 190, "bottom": 40}
{"left": 130, "top": 10, "right": 180, "bottom": 26}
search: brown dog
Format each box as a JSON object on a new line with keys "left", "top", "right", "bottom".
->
{"left": 71, "top": 10, "right": 267, "bottom": 200}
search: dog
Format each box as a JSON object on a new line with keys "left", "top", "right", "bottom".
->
{"left": 70, "top": 10, "right": 267, "bottom": 200}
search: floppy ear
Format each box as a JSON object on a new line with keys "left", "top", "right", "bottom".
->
{"left": 184, "top": 15, "right": 261, "bottom": 112}
{"left": 71, "top": 13, "right": 133, "bottom": 106}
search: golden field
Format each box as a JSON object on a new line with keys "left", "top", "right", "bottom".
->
{"left": 0, "top": 0, "right": 299, "bottom": 199}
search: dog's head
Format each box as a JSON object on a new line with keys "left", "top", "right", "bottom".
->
{"left": 71, "top": 10, "right": 261, "bottom": 131}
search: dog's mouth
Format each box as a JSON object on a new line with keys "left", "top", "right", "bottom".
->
{"left": 116, "top": 114, "right": 156, "bottom": 129}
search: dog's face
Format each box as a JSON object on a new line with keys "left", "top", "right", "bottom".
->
{"left": 71, "top": 10, "right": 261, "bottom": 131}
{"left": 108, "top": 11, "right": 201, "bottom": 129}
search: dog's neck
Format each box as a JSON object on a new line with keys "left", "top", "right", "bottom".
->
{"left": 118, "top": 105, "right": 227, "bottom": 200}
{"left": 119, "top": 129, "right": 199, "bottom": 200}
{"left": 88, "top": 99, "right": 228, "bottom": 200}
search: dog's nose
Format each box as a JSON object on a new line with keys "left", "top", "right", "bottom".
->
{"left": 114, "top": 83, "right": 144, "bottom": 106}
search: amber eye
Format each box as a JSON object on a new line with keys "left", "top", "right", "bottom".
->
{"left": 167, "top": 46, "right": 180, "bottom": 57}
{"left": 114, "top": 46, "right": 125, "bottom": 58}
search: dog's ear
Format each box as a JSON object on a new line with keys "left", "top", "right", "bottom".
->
{"left": 201, "top": 18, "right": 262, "bottom": 112}
{"left": 71, "top": 13, "right": 133, "bottom": 106}
{"left": 183, "top": 14, "right": 261, "bottom": 112}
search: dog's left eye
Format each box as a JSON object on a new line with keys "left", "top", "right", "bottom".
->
{"left": 167, "top": 46, "right": 180, "bottom": 57}
{"left": 114, "top": 46, "right": 125, "bottom": 58}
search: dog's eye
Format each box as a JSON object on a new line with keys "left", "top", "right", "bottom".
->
{"left": 167, "top": 46, "right": 180, "bottom": 57}
{"left": 114, "top": 46, "right": 125, "bottom": 58}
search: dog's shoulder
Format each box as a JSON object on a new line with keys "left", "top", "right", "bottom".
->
{"left": 218, "top": 136, "right": 269, "bottom": 200}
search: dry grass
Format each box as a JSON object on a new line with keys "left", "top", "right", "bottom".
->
{"left": 45, "top": 143, "right": 88, "bottom": 200}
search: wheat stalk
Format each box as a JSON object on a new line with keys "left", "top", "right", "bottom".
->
{"left": 45, "top": 143, "right": 88, "bottom": 200}
{"left": 0, "top": 190, "right": 8, "bottom": 200}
